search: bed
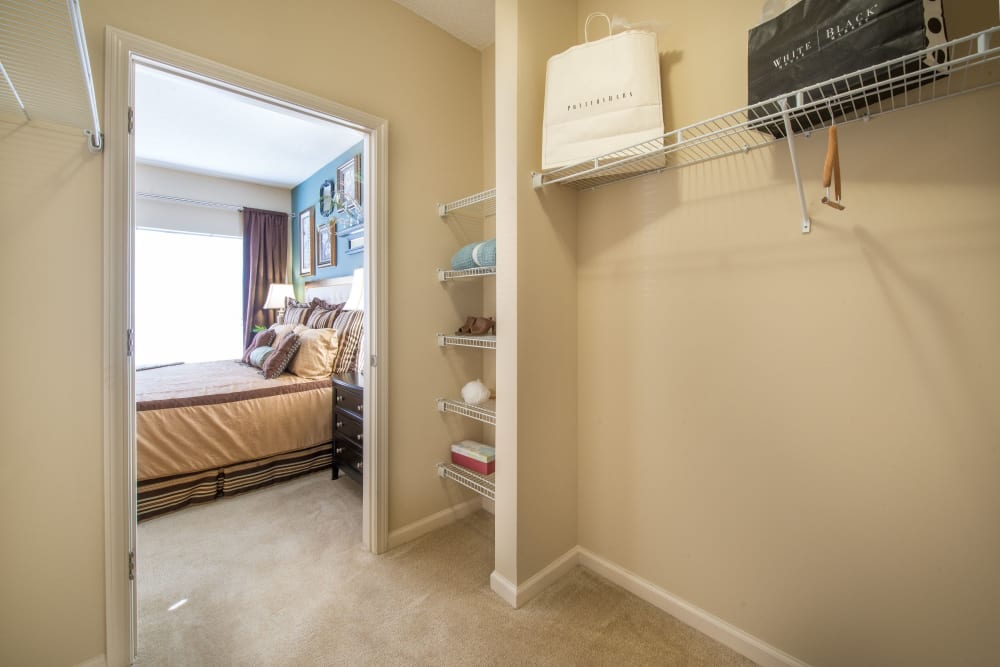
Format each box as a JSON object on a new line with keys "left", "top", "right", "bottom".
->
{"left": 136, "top": 276, "right": 359, "bottom": 520}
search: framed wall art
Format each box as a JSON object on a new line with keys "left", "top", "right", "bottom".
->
{"left": 319, "top": 179, "right": 334, "bottom": 217}
{"left": 317, "top": 222, "right": 335, "bottom": 268}
{"left": 337, "top": 154, "right": 362, "bottom": 207}
{"left": 298, "top": 206, "right": 315, "bottom": 276}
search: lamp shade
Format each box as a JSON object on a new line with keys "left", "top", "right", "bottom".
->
{"left": 344, "top": 268, "right": 364, "bottom": 311}
{"left": 263, "top": 283, "right": 295, "bottom": 309}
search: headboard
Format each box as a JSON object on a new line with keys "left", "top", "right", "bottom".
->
{"left": 304, "top": 276, "right": 354, "bottom": 306}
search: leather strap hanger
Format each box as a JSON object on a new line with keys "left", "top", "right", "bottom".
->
{"left": 822, "top": 125, "right": 845, "bottom": 211}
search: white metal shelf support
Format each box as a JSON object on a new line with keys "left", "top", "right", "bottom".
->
{"left": 781, "top": 97, "right": 811, "bottom": 234}
{"left": 438, "top": 188, "right": 497, "bottom": 218}
{"left": 437, "top": 463, "right": 495, "bottom": 500}
{"left": 68, "top": 0, "right": 102, "bottom": 152}
{"left": 436, "top": 398, "right": 496, "bottom": 425}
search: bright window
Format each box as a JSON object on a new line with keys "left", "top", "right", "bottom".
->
{"left": 134, "top": 229, "right": 244, "bottom": 366}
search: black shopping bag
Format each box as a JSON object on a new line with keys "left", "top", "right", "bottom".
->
{"left": 747, "top": 0, "right": 948, "bottom": 137}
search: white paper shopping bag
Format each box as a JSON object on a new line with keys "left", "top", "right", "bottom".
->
{"left": 542, "top": 13, "right": 664, "bottom": 171}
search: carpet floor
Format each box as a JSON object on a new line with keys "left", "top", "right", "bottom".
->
{"left": 137, "top": 471, "right": 755, "bottom": 666}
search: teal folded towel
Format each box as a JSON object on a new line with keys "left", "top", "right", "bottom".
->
{"left": 450, "top": 238, "right": 496, "bottom": 271}
{"left": 472, "top": 238, "right": 496, "bottom": 267}
{"left": 451, "top": 242, "right": 478, "bottom": 270}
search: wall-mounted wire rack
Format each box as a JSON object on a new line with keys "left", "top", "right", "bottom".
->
{"left": 437, "top": 334, "right": 497, "bottom": 350}
{"left": 436, "top": 398, "right": 496, "bottom": 425}
{"left": 531, "top": 26, "right": 1000, "bottom": 232}
{"left": 437, "top": 266, "right": 497, "bottom": 282}
{"left": 438, "top": 188, "right": 497, "bottom": 218}
{"left": 0, "top": 0, "right": 104, "bottom": 152}
{"left": 437, "top": 462, "right": 495, "bottom": 500}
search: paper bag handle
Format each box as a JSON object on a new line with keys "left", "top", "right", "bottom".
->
{"left": 585, "top": 12, "right": 612, "bottom": 42}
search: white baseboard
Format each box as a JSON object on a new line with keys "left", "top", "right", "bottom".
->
{"left": 491, "top": 545, "right": 581, "bottom": 609}
{"left": 490, "top": 570, "right": 518, "bottom": 607}
{"left": 387, "top": 497, "right": 483, "bottom": 550}
{"left": 73, "top": 655, "right": 106, "bottom": 667}
{"left": 390, "top": 509, "right": 807, "bottom": 667}
{"left": 577, "top": 548, "right": 810, "bottom": 667}
{"left": 513, "top": 546, "right": 581, "bottom": 608}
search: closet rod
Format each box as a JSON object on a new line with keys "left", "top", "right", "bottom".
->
{"left": 136, "top": 191, "right": 358, "bottom": 222}
{"left": 136, "top": 191, "right": 243, "bottom": 211}
{"left": 136, "top": 191, "right": 292, "bottom": 217}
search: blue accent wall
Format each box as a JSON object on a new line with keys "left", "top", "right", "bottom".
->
{"left": 291, "top": 142, "right": 364, "bottom": 297}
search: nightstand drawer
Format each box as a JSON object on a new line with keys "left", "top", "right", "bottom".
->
{"left": 335, "top": 413, "right": 363, "bottom": 447}
{"left": 333, "top": 437, "right": 363, "bottom": 477}
{"left": 334, "top": 383, "right": 363, "bottom": 418}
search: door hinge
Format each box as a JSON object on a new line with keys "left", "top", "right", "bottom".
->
{"left": 127, "top": 106, "right": 134, "bottom": 134}
{"left": 128, "top": 550, "right": 136, "bottom": 581}
{"left": 370, "top": 354, "right": 377, "bottom": 368}
{"left": 127, "top": 328, "right": 134, "bottom": 357}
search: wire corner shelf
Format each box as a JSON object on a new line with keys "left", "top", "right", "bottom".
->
{"left": 438, "top": 333, "right": 497, "bottom": 350}
{"left": 436, "top": 398, "right": 496, "bottom": 425}
{"left": 532, "top": 26, "right": 1000, "bottom": 196}
{"left": 437, "top": 266, "right": 497, "bottom": 281}
{"left": 437, "top": 462, "right": 495, "bottom": 500}
{"left": 438, "top": 188, "right": 497, "bottom": 218}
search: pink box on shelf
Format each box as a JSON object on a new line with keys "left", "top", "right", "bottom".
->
{"left": 450, "top": 441, "right": 495, "bottom": 475}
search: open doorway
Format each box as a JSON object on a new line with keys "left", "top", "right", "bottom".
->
{"left": 104, "top": 30, "right": 388, "bottom": 664}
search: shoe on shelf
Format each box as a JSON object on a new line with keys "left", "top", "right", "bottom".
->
{"left": 455, "top": 316, "right": 476, "bottom": 335}
{"left": 469, "top": 316, "right": 496, "bottom": 336}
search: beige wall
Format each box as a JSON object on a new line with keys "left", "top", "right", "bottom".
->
{"left": 478, "top": 45, "right": 498, "bottom": 508}
{"left": 135, "top": 164, "right": 290, "bottom": 237}
{"left": 0, "top": 121, "right": 107, "bottom": 666}
{"left": 0, "top": 1, "right": 483, "bottom": 664}
{"left": 574, "top": 1, "right": 1000, "bottom": 665}
{"left": 495, "top": 0, "right": 579, "bottom": 586}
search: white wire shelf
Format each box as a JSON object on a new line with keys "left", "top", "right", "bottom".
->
{"left": 437, "top": 462, "right": 495, "bottom": 500}
{"left": 436, "top": 398, "right": 496, "bottom": 425}
{"left": 437, "top": 266, "right": 497, "bottom": 281}
{"left": 438, "top": 188, "right": 496, "bottom": 218}
{"left": 437, "top": 333, "right": 497, "bottom": 350}
{"left": 0, "top": 0, "right": 104, "bottom": 151}
{"left": 532, "top": 26, "right": 1000, "bottom": 191}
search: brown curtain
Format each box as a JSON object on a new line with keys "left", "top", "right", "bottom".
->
{"left": 242, "top": 208, "right": 289, "bottom": 348}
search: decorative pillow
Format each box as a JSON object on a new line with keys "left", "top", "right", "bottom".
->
{"left": 306, "top": 299, "right": 345, "bottom": 329}
{"left": 248, "top": 345, "right": 275, "bottom": 369}
{"left": 332, "top": 309, "right": 365, "bottom": 374}
{"left": 288, "top": 328, "right": 340, "bottom": 379}
{"left": 262, "top": 333, "right": 302, "bottom": 379}
{"left": 280, "top": 297, "right": 314, "bottom": 326}
{"left": 242, "top": 329, "right": 276, "bottom": 363}
{"left": 268, "top": 323, "right": 298, "bottom": 347}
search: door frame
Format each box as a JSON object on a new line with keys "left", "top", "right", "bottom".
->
{"left": 103, "top": 27, "right": 389, "bottom": 666}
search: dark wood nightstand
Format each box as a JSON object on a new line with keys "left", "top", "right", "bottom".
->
{"left": 331, "top": 372, "right": 363, "bottom": 483}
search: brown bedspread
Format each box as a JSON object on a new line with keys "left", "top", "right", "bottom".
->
{"left": 136, "top": 360, "right": 332, "bottom": 481}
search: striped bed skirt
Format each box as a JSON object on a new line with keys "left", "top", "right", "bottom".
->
{"left": 137, "top": 443, "right": 332, "bottom": 521}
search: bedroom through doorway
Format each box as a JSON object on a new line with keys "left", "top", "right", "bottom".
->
{"left": 104, "top": 29, "right": 389, "bottom": 663}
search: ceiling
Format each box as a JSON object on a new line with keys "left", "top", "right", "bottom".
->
{"left": 133, "top": 1, "right": 492, "bottom": 188}
{"left": 393, "top": 0, "right": 494, "bottom": 50}
{"left": 134, "top": 65, "right": 364, "bottom": 189}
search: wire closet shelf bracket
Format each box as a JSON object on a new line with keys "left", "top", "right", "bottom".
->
{"left": 531, "top": 26, "right": 1000, "bottom": 233}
